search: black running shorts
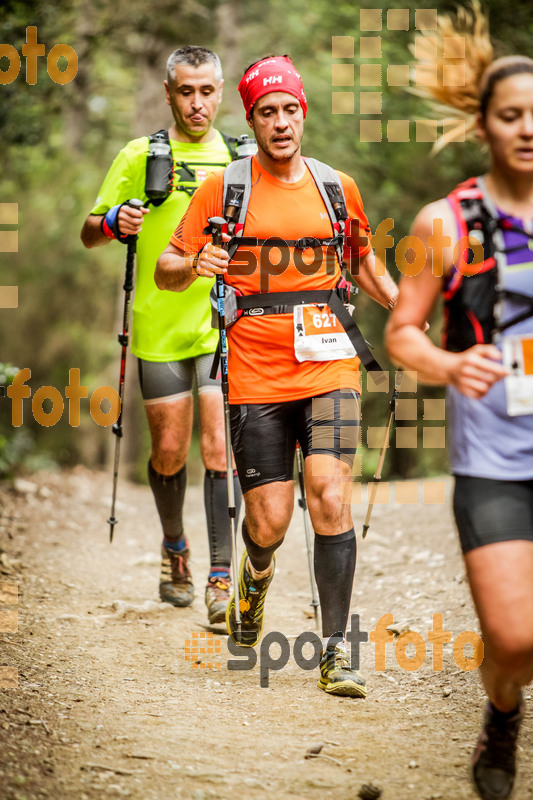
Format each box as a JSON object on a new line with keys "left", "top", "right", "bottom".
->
{"left": 137, "top": 354, "right": 219, "bottom": 405}
{"left": 229, "top": 389, "right": 361, "bottom": 492}
{"left": 453, "top": 475, "right": 533, "bottom": 553}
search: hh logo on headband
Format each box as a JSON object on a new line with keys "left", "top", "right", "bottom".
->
{"left": 263, "top": 75, "right": 283, "bottom": 86}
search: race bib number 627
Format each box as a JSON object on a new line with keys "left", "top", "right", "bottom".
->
{"left": 293, "top": 303, "right": 356, "bottom": 363}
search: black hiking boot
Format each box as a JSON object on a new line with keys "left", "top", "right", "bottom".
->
{"left": 471, "top": 697, "right": 524, "bottom": 800}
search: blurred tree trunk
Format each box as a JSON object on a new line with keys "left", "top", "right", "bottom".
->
{"left": 63, "top": 0, "right": 95, "bottom": 153}
{"left": 216, "top": 0, "right": 243, "bottom": 121}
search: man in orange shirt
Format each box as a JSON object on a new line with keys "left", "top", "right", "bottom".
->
{"left": 156, "top": 56, "right": 398, "bottom": 696}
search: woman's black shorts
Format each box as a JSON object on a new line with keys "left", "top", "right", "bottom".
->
{"left": 453, "top": 475, "right": 533, "bottom": 553}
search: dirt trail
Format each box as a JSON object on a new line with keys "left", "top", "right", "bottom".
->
{"left": 0, "top": 466, "right": 531, "bottom": 800}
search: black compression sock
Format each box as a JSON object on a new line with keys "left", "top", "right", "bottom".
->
{"left": 489, "top": 701, "right": 522, "bottom": 721}
{"left": 204, "top": 469, "right": 242, "bottom": 569}
{"left": 314, "top": 528, "right": 357, "bottom": 638}
{"left": 241, "top": 518, "right": 283, "bottom": 573}
{"left": 148, "top": 459, "right": 187, "bottom": 542}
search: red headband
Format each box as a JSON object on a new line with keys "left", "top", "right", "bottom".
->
{"left": 238, "top": 56, "right": 307, "bottom": 118}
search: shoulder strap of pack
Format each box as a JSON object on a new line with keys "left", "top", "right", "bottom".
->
{"left": 222, "top": 158, "right": 254, "bottom": 258}
{"left": 303, "top": 157, "right": 348, "bottom": 225}
{"left": 448, "top": 177, "right": 497, "bottom": 265}
{"left": 222, "top": 156, "right": 348, "bottom": 263}
{"left": 220, "top": 132, "right": 239, "bottom": 161}
{"left": 304, "top": 157, "right": 347, "bottom": 269}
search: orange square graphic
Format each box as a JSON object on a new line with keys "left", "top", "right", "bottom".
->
{"left": 443, "top": 120, "right": 466, "bottom": 143}
{"left": 398, "top": 371, "right": 418, "bottom": 392}
{"left": 415, "top": 65, "right": 438, "bottom": 88}
{"left": 423, "top": 426, "right": 446, "bottom": 449}
{"left": 0, "top": 608, "right": 18, "bottom": 633}
{"left": 332, "top": 36, "right": 354, "bottom": 58}
{"left": 443, "top": 36, "right": 465, "bottom": 58}
{"left": 0, "top": 667, "right": 18, "bottom": 688}
{"left": 0, "top": 231, "right": 18, "bottom": 252}
{"left": 444, "top": 64, "right": 466, "bottom": 87}
{"left": 360, "top": 64, "right": 382, "bottom": 87}
{"left": 388, "top": 120, "right": 410, "bottom": 142}
{"left": 396, "top": 427, "right": 417, "bottom": 449}
{"left": 423, "top": 481, "right": 446, "bottom": 505}
{"left": 0, "top": 583, "right": 18, "bottom": 604}
{"left": 395, "top": 398, "right": 418, "bottom": 421}
{"left": 352, "top": 454, "right": 363, "bottom": 477}
{"left": 332, "top": 92, "right": 354, "bottom": 115}
{"left": 367, "top": 481, "right": 390, "bottom": 504}
{"left": 332, "top": 64, "right": 354, "bottom": 86}
{"left": 360, "top": 37, "right": 382, "bottom": 59}
{"left": 423, "top": 399, "right": 445, "bottom": 420}
{"left": 416, "top": 9, "right": 438, "bottom": 30}
{"left": 415, "top": 35, "right": 437, "bottom": 59}
{"left": 387, "top": 9, "right": 409, "bottom": 30}
{"left": 387, "top": 65, "right": 410, "bottom": 87}
{"left": 360, "top": 92, "right": 382, "bottom": 115}
{"left": 395, "top": 481, "right": 418, "bottom": 504}
{"left": 346, "top": 482, "right": 362, "bottom": 505}
{"left": 0, "top": 204, "right": 18, "bottom": 224}
{"left": 360, "top": 9, "right": 382, "bottom": 30}
{"left": 416, "top": 120, "right": 439, "bottom": 142}
{"left": 360, "top": 120, "right": 382, "bottom": 143}
{"left": 367, "top": 427, "right": 389, "bottom": 449}
{"left": 367, "top": 371, "right": 389, "bottom": 393}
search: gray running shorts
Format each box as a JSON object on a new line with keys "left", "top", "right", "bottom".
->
{"left": 137, "top": 354, "right": 220, "bottom": 405}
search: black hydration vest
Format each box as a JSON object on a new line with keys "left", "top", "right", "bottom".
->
{"left": 445, "top": 177, "right": 533, "bottom": 351}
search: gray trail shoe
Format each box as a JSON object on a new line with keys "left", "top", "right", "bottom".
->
{"left": 159, "top": 542, "right": 194, "bottom": 607}
{"left": 205, "top": 570, "right": 232, "bottom": 625}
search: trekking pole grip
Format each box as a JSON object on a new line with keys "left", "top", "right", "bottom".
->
{"left": 123, "top": 199, "right": 143, "bottom": 291}
{"left": 207, "top": 216, "right": 226, "bottom": 249}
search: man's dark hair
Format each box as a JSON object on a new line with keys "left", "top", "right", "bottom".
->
{"left": 242, "top": 54, "right": 292, "bottom": 76}
{"left": 167, "top": 45, "right": 222, "bottom": 85}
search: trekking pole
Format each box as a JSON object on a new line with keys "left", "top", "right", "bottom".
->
{"left": 296, "top": 443, "right": 320, "bottom": 625}
{"left": 107, "top": 198, "right": 144, "bottom": 543}
{"left": 362, "top": 369, "right": 403, "bottom": 539}
{"left": 207, "top": 216, "right": 241, "bottom": 638}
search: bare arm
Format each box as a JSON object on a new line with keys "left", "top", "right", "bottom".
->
{"left": 385, "top": 201, "right": 509, "bottom": 398}
{"left": 155, "top": 235, "right": 230, "bottom": 292}
{"left": 80, "top": 204, "right": 149, "bottom": 249}
{"left": 348, "top": 249, "right": 398, "bottom": 309}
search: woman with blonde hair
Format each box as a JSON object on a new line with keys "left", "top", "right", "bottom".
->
{"left": 386, "top": 4, "right": 533, "bottom": 799}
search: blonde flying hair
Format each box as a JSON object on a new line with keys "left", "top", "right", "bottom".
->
{"left": 410, "top": 1, "right": 533, "bottom": 151}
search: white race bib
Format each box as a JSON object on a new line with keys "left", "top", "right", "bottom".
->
{"left": 502, "top": 334, "right": 533, "bottom": 416}
{"left": 294, "top": 303, "right": 356, "bottom": 363}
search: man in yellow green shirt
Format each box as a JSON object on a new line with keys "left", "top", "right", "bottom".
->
{"left": 81, "top": 45, "right": 241, "bottom": 624}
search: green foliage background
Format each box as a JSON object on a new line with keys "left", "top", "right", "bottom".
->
{"left": 1, "top": 0, "right": 532, "bottom": 480}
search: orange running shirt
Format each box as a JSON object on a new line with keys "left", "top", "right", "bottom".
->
{"left": 171, "top": 157, "right": 372, "bottom": 403}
